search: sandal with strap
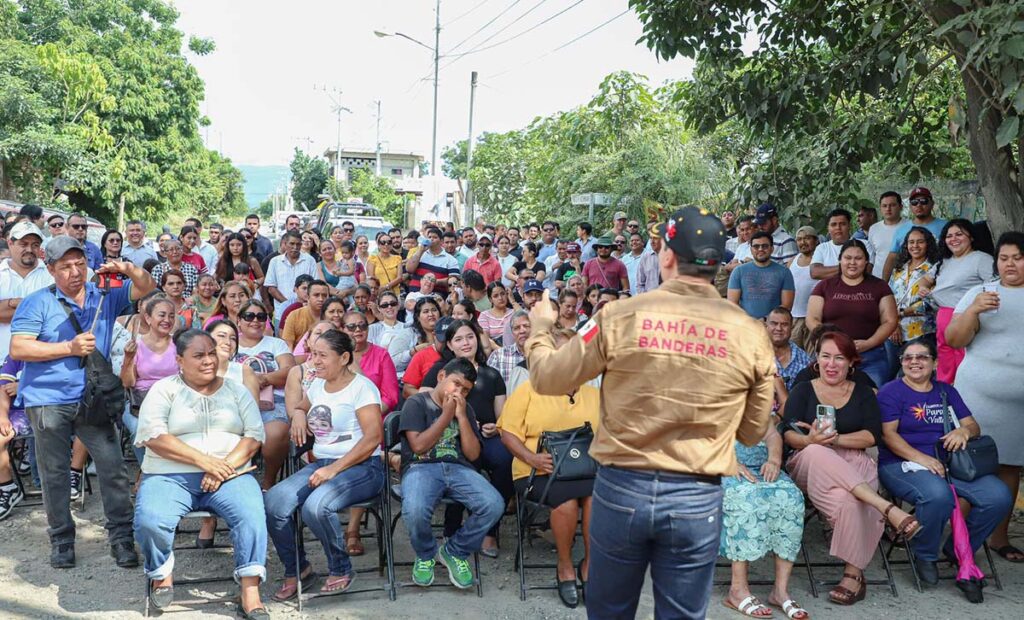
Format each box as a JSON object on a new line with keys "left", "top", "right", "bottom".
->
{"left": 345, "top": 533, "right": 365, "bottom": 557}
{"left": 829, "top": 572, "right": 866, "bottom": 606}
{"left": 723, "top": 595, "right": 773, "bottom": 617}
{"left": 271, "top": 570, "right": 319, "bottom": 602}
{"left": 769, "top": 598, "right": 809, "bottom": 619}
{"left": 883, "top": 503, "right": 920, "bottom": 541}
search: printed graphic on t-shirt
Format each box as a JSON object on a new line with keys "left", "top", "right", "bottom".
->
{"left": 416, "top": 419, "right": 460, "bottom": 462}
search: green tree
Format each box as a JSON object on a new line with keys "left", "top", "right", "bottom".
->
{"left": 629, "top": 0, "right": 1024, "bottom": 235}
{"left": 347, "top": 167, "right": 405, "bottom": 227}
{"left": 289, "top": 147, "right": 328, "bottom": 210}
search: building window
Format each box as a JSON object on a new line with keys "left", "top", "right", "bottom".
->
{"left": 391, "top": 168, "right": 404, "bottom": 177}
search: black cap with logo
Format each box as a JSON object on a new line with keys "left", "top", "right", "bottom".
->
{"left": 655, "top": 206, "right": 727, "bottom": 266}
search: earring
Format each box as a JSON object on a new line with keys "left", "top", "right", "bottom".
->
{"left": 812, "top": 362, "right": 820, "bottom": 375}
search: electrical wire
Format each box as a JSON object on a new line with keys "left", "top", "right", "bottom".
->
{"left": 443, "top": 0, "right": 585, "bottom": 63}
{"left": 446, "top": 0, "right": 525, "bottom": 54}
{"left": 446, "top": 0, "right": 494, "bottom": 26}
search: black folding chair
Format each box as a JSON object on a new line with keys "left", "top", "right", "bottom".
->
{"left": 284, "top": 439, "right": 396, "bottom": 610}
{"left": 803, "top": 505, "right": 899, "bottom": 597}
{"left": 383, "top": 411, "right": 483, "bottom": 598}
{"left": 6, "top": 433, "right": 43, "bottom": 509}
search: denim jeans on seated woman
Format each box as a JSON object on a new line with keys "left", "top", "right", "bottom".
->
{"left": 878, "top": 461, "right": 1012, "bottom": 562}
{"left": 133, "top": 472, "right": 267, "bottom": 582}
{"left": 858, "top": 345, "right": 891, "bottom": 388}
{"left": 265, "top": 457, "right": 385, "bottom": 578}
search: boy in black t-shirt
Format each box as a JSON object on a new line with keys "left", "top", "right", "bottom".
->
{"left": 398, "top": 359, "right": 503, "bottom": 589}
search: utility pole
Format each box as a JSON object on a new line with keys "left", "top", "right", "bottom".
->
{"left": 375, "top": 100, "right": 382, "bottom": 176}
{"left": 430, "top": 0, "right": 441, "bottom": 177}
{"left": 315, "top": 85, "right": 350, "bottom": 180}
{"left": 465, "top": 71, "right": 478, "bottom": 224}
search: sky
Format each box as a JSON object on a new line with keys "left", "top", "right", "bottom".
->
{"left": 172, "top": 0, "right": 695, "bottom": 171}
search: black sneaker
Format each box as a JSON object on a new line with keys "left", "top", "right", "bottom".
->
{"left": 111, "top": 541, "right": 139, "bottom": 568}
{"left": 51, "top": 543, "right": 75, "bottom": 569}
{"left": 0, "top": 486, "right": 23, "bottom": 520}
{"left": 915, "top": 559, "right": 939, "bottom": 586}
{"left": 12, "top": 444, "right": 31, "bottom": 476}
{"left": 69, "top": 469, "right": 83, "bottom": 501}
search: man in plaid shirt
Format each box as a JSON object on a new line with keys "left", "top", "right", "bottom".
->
{"left": 486, "top": 309, "right": 531, "bottom": 386}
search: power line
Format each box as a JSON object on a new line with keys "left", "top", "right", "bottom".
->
{"left": 444, "top": 0, "right": 584, "bottom": 64}
{"left": 446, "top": 0, "right": 525, "bottom": 54}
{"left": 489, "top": 8, "right": 630, "bottom": 79}
{"left": 446, "top": 0, "right": 494, "bottom": 26}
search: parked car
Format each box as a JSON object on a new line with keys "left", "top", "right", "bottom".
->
{"left": 316, "top": 201, "right": 392, "bottom": 252}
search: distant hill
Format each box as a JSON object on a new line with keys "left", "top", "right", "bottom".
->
{"left": 238, "top": 165, "right": 290, "bottom": 208}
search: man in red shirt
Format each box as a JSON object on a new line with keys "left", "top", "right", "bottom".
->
{"left": 582, "top": 236, "right": 629, "bottom": 292}
{"left": 463, "top": 234, "right": 502, "bottom": 284}
{"left": 402, "top": 317, "right": 452, "bottom": 398}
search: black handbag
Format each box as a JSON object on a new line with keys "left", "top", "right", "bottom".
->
{"left": 523, "top": 422, "right": 597, "bottom": 517}
{"left": 938, "top": 389, "right": 999, "bottom": 481}
{"left": 52, "top": 286, "right": 125, "bottom": 428}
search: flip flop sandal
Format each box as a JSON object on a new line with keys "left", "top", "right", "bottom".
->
{"left": 319, "top": 572, "right": 356, "bottom": 596}
{"left": 994, "top": 544, "right": 1024, "bottom": 563}
{"left": 770, "top": 599, "right": 809, "bottom": 619}
{"left": 723, "top": 595, "right": 773, "bottom": 617}
{"left": 271, "top": 571, "right": 319, "bottom": 602}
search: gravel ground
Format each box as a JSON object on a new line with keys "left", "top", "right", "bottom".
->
{"left": 1, "top": 479, "right": 1022, "bottom": 619}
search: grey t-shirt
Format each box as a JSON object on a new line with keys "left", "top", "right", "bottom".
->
{"left": 932, "top": 251, "right": 993, "bottom": 307}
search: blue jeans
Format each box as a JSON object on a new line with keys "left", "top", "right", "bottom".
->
{"left": 443, "top": 435, "right": 514, "bottom": 538}
{"left": 121, "top": 408, "right": 145, "bottom": 465}
{"left": 878, "top": 462, "right": 1012, "bottom": 562}
{"left": 401, "top": 462, "right": 503, "bottom": 560}
{"left": 134, "top": 472, "right": 267, "bottom": 582}
{"left": 588, "top": 466, "right": 724, "bottom": 620}
{"left": 859, "top": 345, "right": 890, "bottom": 388}
{"left": 265, "top": 457, "right": 385, "bottom": 578}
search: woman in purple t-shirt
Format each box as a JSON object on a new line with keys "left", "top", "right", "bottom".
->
{"left": 807, "top": 240, "right": 898, "bottom": 387}
{"left": 877, "top": 339, "right": 1011, "bottom": 596}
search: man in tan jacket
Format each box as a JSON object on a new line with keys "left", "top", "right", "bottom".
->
{"left": 526, "top": 206, "right": 776, "bottom": 619}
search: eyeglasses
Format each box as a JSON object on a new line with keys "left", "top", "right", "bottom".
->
{"left": 751, "top": 243, "right": 772, "bottom": 250}
{"left": 70, "top": 224, "right": 88, "bottom": 230}
{"left": 378, "top": 301, "right": 398, "bottom": 309}
{"left": 49, "top": 221, "right": 64, "bottom": 228}
{"left": 108, "top": 238, "right": 122, "bottom": 244}
{"left": 344, "top": 323, "right": 368, "bottom": 331}
{"left": 240, "top": 312, "right": 268, "bottom": 322}
{"left": 909, "top": 198, "right": 930, "bottom": 206}
{"left": 542, "top": 227, "right": 554, "bottom": 232}
{"left": 900, "top": 354, "right": 933, "bottom": 362}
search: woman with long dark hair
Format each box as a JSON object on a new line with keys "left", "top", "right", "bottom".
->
{"left": 217, "top": 233, "right": 264, "bottom": 285}
{"left": 919, "top": 219, "right": 992, "bottom": 383}
{"left": 888, "top": 226, "right": 940, "bottom": 344}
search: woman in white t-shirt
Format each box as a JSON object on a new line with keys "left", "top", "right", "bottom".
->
{"left": 235, "top": 299, "right": 295, "bottom": 489}
{"left": 264, "top": 329, "right": 385, "bottom": 599}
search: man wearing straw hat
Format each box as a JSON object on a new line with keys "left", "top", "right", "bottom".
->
{"left": 10, "top": 236, "right": 155, "bottom": 569}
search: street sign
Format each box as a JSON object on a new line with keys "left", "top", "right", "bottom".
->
{"left": 571, "top": 193, "right": 614, "bottom": 206}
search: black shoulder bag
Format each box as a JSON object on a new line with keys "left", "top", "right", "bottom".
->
{"left": 51, "top": 285, "right": 125, "bottom": 427}
{"left": 937, "top": 388, "right": 998, "bottom": 481}
{"left": 524, "top": 422, "right": 597, "bottom": 507}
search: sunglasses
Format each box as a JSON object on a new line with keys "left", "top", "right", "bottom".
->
{"left": 70, "top": 224, "right": 88, "bottom": 230}
{"left": 751, "top": 243, "right": 772, "bottom": 250}
{"left": 240, "top": 312, "right": 268, "bottom": 322}
{"left": 542, "top": 227, "right": 554, "bottom": 232}
{"left": 50, "top": 221, "right": 65, "bottom": 228}
{"left": 108, "top": 238, "right": 122, "bottom": 243}
{"left": 478, "top": 242, "right": 492, "bottom": 247}
{"left": 342, "top": 228, "right": 354, "bottom": 233}
{"left": 378, "top": 301, "right": 399, "bottom": 309}
{"left": 909, "top": 198, "right": 929, "bottom": 206}
{"left": 378, "top": 239, "right": 391, "bottom": 245}
{"left": 344, "top": 323, "right": 368, "bottom": 331}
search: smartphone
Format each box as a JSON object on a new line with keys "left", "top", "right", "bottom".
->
{"left": 982, "top": 282, "right": 999, "bottom": 313}
{"left": 815, "top": 404, "right": 836, "bottom": 433}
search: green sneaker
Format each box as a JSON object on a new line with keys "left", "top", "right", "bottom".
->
{"left": 411, "top": 557, "right": 435, "bottom": 587}
{"left": 437, "top": 545, "right": 474, "bottom": 589}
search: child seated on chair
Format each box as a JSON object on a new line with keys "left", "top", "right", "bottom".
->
{"left": 0, "top": 355, "right": 32, "bottom": 520}
{"left": 398, "top": 358, "right": 503, "bottom": 589}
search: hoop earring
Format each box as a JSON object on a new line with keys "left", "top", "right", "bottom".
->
{"left": 812, "top": 362, "right": 820, "bottom": 375}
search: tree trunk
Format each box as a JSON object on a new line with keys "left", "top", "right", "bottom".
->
{"left": 960, "top": 69, "right": 1024, "bottom": 238}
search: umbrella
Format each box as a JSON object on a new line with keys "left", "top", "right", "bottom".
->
{"left": 936, "top": 446, "right": 985, "bottom": 601}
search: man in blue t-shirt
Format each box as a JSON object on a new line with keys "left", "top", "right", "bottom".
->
{"left": 881, "top": 186, "right": 948, "bottom": 281}
{"left": 727, "top": 232, "right": 795, "bottom": 318}
{"left": 10, "top": 236, "right": 155, "bottom": 569}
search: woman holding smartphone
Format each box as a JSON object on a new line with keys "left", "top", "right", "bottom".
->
{"left": 781, "top": 330, "right": 918, "bottom": 607}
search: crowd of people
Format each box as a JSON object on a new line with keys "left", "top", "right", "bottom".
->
{"left": 0, "top": 192, "right": 1020, "bottom": 618}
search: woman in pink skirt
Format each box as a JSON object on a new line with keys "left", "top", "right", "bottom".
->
{"left": 782, "top": 331, "right": 920, "bottom": 606}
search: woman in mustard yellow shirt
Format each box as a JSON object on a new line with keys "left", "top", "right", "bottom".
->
{"left": 498, "top": 326, "right": 599, "bottom": 609}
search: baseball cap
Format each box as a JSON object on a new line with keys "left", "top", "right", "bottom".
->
{"left": 479, "top": 233, "right": 492, "bottom": 242}
{"left": 8, "top": 220, "right": 44, "bottom": 241}
{"left": 523, "top": 279, "right": 544, "bottom": 294}
{"left": 909, "top": 187, "right": 932, "bottom": 200}
{"left": 753, "top": 203, "right": 779, "bottom": 224}
{"left": 44, "top": 235, "right": 86, "bottom": 264}
{"left": 655, "top": 206, "right": 726, "bottom": 266}
{"left": 434, "top": 316, "right": 454, "bottom": 341}
{"left": 613, "top": 211, "right": 627, "bottom": 221}
{"left": 795, "top": 225, "right": 818, "bottom": 238}
{"left": 565, "top": 242, "right": 581, "bottom": 253}
{"left": 592, "top": 236, "right": 614, "bottom": 248}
